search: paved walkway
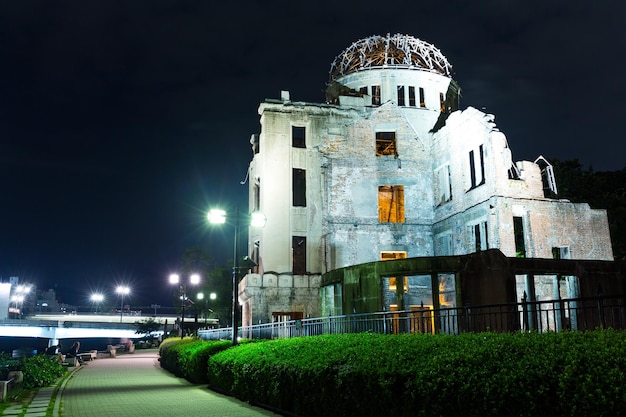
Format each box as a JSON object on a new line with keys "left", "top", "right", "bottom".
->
{"left": 10, "top": 350, "right": 282, "bottom": 417}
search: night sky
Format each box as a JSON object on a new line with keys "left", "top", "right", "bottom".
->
{"left": 1, "top": 1, "right": 625, "bottom": 308}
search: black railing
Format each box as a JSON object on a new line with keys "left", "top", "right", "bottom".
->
{"left": 198, "top": 294, "right": 626, "bottom": 341}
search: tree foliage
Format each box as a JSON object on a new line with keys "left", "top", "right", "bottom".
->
{"left": 551, "top": 158, "right": 626, "bottom": 260}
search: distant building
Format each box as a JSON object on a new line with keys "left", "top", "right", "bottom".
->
{"left": 240, "top": 34, "right": 613, "bottom": 327}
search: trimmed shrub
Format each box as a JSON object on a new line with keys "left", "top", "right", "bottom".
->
{"left": 18, "top": 355, "right": 67, "bottom": 389}
{"left": 206, "top": 330, "right": 626, "bottom": 417}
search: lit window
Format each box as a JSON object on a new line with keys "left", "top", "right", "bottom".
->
{"left": 378, "top": 185, "right": 405, "bottom": 223}
{"left": 292, "top": 126, "right": 305, "bottom": 148}
{"left": 381, "top": 252, "right": 407, "bottom": 292}
{"left": 375, "top": 132, "right": 397, "bottom": 156}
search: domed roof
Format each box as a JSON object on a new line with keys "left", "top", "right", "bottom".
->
{"left": 329, "top": 34, "right": 453, "bottom": 82}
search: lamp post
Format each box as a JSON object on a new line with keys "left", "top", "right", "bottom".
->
{"left": 169, "top": 273, "right": 200, "bottom": 339}
{"left": 197, "top": 291, "right": 216, "bottom": 327}
{"left": 208, "top": 207, "right": 265, "bottom": 346}
{"left": 116, "top": 286, "right": 130, "bottom": 323}
{"left": 11, "top": 285, "right": 31, "bottom": 319}
{"left": 91, "top": 293, "right": 104, "bottom": 314}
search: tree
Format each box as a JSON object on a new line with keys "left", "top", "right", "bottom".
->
{"left": 551, "top": 159, "right": 626, "bottom": 260}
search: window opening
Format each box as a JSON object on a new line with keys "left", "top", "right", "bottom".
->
{"left": 408, "top": 86, "right": 416, "bottom": 106}
{"left": 359, "top": 86, "right": 368, "bottom": 95}
{"left": 292, "top": 126, "right": 306, "bottom": 148}
{"left": 381, "top": 252, "right": 407, "bottom": 292}
{"left": 372, "top": 85, "right": 381, "bottom": 105}
{"left": 375, "top": 132, "right": 397, "bottom": 156}
{"left": 513, "top": 216, "right": 526, "bottom": 258}
{"left": 435, "top": 164, "right": 452, "bottom": 204}
{"left": 292, "top": 236, "right": 306, "bottom": 275}
{"left": 292, "top": 168, "right": 306, "bottom": 207}
{"left": 378, "top": 185, "right": 405, "bottom": 223}
{"left": 470, "top": 221, "right": 489, "bottom": 252}
{"left": 397, "top": 86, "right": 405, "bottom": 106}
{"left": 419, "top": 87, "right": 425, "bottom": 107}
{"left": 469, "top": 144, "right": 485, "bottom": 189}
{"left": 439, "top": 92, "right": 445, "bottom": 112}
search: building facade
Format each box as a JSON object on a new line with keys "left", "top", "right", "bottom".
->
{"left": 240, "top": 34, "right": 613, "bottom": 327}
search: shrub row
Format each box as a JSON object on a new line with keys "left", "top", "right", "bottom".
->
{"left": 159, "top": 337, "right": 232, "bottom": 383}
{"left": 162, "top": 330, "right": 626, "bottom": 417}
{"left": 0, "top": 353, "right": 67, "bottom": 389}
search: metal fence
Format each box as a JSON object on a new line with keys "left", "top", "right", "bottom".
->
{"left": 198, "top": 294, "right": 626, "bottom": 341}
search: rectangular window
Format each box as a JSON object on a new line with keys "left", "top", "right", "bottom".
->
{"left": 253, "top": 183, "right": 260, "bottom": 211}
{"left": 513, "top": 216, "right": 526, "bottom": 258}
{"left": 436, "top": 233, "right": 453, "bottom": 256}
{"left": 359, "top": 86, "right": 368, "bottom": 95}
{"left": 292, "top": 236, "right": 306, "bottom": 275}
{"left": 469, "top": 144, "right": 485, "bottom": 189}
{"left": 434, "top": 164, "right": 452, "bottom": 205}
{"left": 292, "top": 168, "right": 306, "bottom": 207}
{"left": 439, "top": 92, "right": 445, "bottom": 112}
{"left": 408, "top": 87, "right": 416, "bottom": 106}
{"left": 292, "top": 126, "right": 306, "bottom": 148}
{"left": 397, "top": 86, "right": 405, "bottom": 106}
{"left": 372, "top": 85, "right": 381, "bottom": 105}
{"left": 552, "top": 247, "right": 570, "bottom": 260}
{"left": 469, "top": 221, "right": 489, "bottom": 252}
{"left": 419, "top": 87, "right": 425, "bottom": 107}
{"left": 375, "top": 132, "right": 397, "bottom": 156}
{"left": 378, "top": 185, "right": 405, "bottom": 223}
{"left": 381, "top": 252, "right": 408, "bottom": 292}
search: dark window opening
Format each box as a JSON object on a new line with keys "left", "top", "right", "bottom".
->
{"left": 253, "top": 183, "right": 260, "bottom": 211}
{"left": 292, "top": 168, "right": 306, "bottom": 207}
{"left": 359, "top": 86, "right": 368, "bottom": 95}
{"left": 439, "top": 92, "right": 445, "bottom": 112}
{"left": 372, "top": 85, "right": 381, "bottom": 105}
{"left": 408, "top": 87, "right": 416, "bottom": 106}
{"left": 419, "top": 87, "right": 425, "bottom": 107}
{"left": 513, "top": 216, "right": 526, "bottom": 258}
{"left": 292, "top": 236, "right": 306, "bottom": 275}
{"left": 473, "top": 221, "right": 488, "bottom": 252}
{"left": 375, "top": 132, "right": 397, "bottom": 156}
{"left": 397, "top": 86, "right": 405, "bottom": 106}
{"left": 469, "top": 145, "right": 486, "bottom": 189}
{"left": 292, "top": 126, "right": 306, "bottom": 148}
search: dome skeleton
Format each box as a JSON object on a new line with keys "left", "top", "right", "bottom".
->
{"left": 329, "top": 34, "right": 453, "bottom": 82}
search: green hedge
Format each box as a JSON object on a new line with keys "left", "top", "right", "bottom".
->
{"left": 0, "top": 354, "right": 67, "bottom": 389}
{"left": 204, "top": 331, "right": 626, "bottom": 417}
{"left": 159, "top": 337, "right": 231, "bottom": 383}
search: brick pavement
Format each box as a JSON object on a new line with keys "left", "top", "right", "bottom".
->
{"left": 58, "top": 350, "right": 282, "bottom": 417}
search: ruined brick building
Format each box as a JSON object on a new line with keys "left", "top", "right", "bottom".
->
{"left": 239, "top": 34, "right": 614, "bottom": 327}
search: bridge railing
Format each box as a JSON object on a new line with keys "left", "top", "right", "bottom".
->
{"left": 198, "top": 294, "right": 626, "bottom": 341}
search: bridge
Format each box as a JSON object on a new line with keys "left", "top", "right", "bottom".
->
{"left": 0, "top": 313, "right": 208, "bottom": 346}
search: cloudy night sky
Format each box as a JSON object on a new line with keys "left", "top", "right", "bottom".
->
{"left": 1, "top": 1, "right": 624, "bottom": 308}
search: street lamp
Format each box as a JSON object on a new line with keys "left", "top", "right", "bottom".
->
{"left": 91, "top": 293, "right": 104, "bottom": 314}
{"left": 116, "top": 286, "right": 130, "bottom": 323}
{"left": 196, "top": 291, "right": 216, "bottom": 327}
{"left": 208, "top": 207, "right": 266, "bottom": 346}
{"left": 11, "top": 285, "right": 31, "bottom": 319}
{"left": 169, "top": 273, "right": 200, "bottom": 339}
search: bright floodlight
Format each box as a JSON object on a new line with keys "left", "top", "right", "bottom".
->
{"left": 116, "top": 286, "right": 130, "bottom": 295}
{"left": 197, "top": 292, "right": 204, "bottom": 300}
{"left": 169, "top": 274, "right": 180, "bottom": 285}
{"left": 210, "top": 292, "right": 217, "bottom": 300}
{"left": 190, "top": 273, "right": 201, "bottom": 285}
{"left": 250, "top": 211, "right": 267, "bottom": 228}
{"left": 91, "top": 293, "right": 104, "bottom": 302}
{"left": 208, "top": 208, "right": 226, "bottom": 224}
